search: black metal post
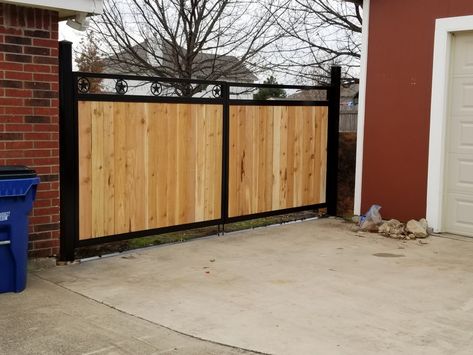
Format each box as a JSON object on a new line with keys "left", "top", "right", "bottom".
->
{"left": 58, "top": 41, "right": 76, "bottom": 262}
{"left": 221, "top": 82, "right": 230, "bottom": 232}
{"left": 326, "top": 66, "right": 341, "bottom": 216}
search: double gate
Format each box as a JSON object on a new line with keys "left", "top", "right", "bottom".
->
{"left": 59, "top": 42, "right": 341, "bottom": 261}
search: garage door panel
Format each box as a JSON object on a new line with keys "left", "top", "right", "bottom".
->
{"left": 448, "top": 119, "right": 473, "bottom": 153}
{"left": 446, "top": 154, "right": 473, "bottom": 193}
{"left": 445, "top": 31, "right": 473, "bottom": 237}
{"left": 450, "top": 77, "right": 473, "bottom": 116}
{"left": 445, "top": 194, "right": 473, "bottom": 237}
{"left": 452, "top": 32, "right": 473, "bottom": 75}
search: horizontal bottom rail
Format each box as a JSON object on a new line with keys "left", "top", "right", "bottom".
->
{"left": 76, "top": 203, "right": 327, "bottom": 248}
{"left": 77, "top": 219, "right": 223, "bottom": 247}
{"left": 225, "top": 204, "right": 327, "bottom": 224}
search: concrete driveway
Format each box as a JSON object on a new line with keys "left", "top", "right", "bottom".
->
{"left": 0, "top": 273, "right": 252, "bottom": 355}
{"left": 3, "top": 218, "right": 473, "bottom": 354}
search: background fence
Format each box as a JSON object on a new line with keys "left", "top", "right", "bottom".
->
{"left": 59, "top": 42, "right": 341, "bottom": 260}
{"left": 339, "top": 111, "right": 358, "bottom": 132}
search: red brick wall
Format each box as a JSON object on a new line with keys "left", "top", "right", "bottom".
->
{"left": 0, "top": 4, "right": 60, "bottom": 257}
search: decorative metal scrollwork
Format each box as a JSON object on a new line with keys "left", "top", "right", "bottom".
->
{"left": 150, "top": 81, "right": 162, "bottom": 96}
{"left": 77, "top": 77, "right": 90, "bottom": 94}
{"left": 115, "top": 79, "right": 128, "bottom": 95}
{"left": 212, "top": 85, "right": 221, "bottom": 98}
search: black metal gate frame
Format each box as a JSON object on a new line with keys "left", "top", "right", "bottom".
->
{"left": 58, "top": 41, "right": 341, "bottom": 261}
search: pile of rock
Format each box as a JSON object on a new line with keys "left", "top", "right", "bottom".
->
{"left": 378, "top": 219, "right": 429, "bottom": 240}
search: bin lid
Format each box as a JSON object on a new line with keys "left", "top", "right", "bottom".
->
{"left": 0, "top": 166, "right": 37, "bottom": 180}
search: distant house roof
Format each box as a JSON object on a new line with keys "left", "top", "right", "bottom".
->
{"left": 287, "top": 84, "right": 359, "bottom": 102}
{"left": 103, "top": 40, "right": 257, "bottom": 83}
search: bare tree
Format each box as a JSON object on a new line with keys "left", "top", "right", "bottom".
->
{"left": 75, "top": 31, "right": 105, "bottom": 92}
{"left": 266, "top": 0, "right": 363, "bottom": 84}
{"left": 89, "top": 0, "right": 285, "bottom": 96}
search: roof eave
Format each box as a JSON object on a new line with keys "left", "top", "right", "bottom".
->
{"left": 1, "top": 0, "right": 104, "bottom": 20}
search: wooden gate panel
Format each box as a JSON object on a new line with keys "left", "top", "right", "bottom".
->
{"left": 228, "top": 105, "right": 328, "bottom": 217}
{"left": 78, "top": 101, "right": 222, "bottom": 240}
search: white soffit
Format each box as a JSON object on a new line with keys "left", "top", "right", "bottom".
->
{"left": 1, "top": 0, "right": 103, "bottom": 19}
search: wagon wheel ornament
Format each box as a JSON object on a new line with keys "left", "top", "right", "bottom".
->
{"left": 212, "top": 85, "right": 221, "bottom": 98}
{"left": 77, "top": 77, "right": 90, "bottom": 94}
{"left": 150, "top": 82, "right": 162, "bottom": 96}
{"left": 115, "top": 79, "right": 128, "bottom": 95}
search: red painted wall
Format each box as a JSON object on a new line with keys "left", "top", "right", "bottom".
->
{"left": 362, "top": 0, "right": 473, "bottom": 221}
{"left": 0, "top": 4, "right": 60, "bottom": 257}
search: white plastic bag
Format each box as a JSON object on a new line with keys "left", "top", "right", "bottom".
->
{"left": 359, "top": 205, "right": 382, "bottom": 232}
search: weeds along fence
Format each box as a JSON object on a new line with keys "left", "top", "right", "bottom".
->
{"left": 58, "top": 41, "right": 341, "bottom": 261}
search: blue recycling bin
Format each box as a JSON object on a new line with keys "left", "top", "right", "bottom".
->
{"left": 0, "top": 166, "right": 40, "bottom": 293}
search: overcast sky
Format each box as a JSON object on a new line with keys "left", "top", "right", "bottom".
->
{"left": 59, "top": 21, "right": 84, "bottom": 43}
{"left": 59, "top": 21, "right": 90, "bottom": 70}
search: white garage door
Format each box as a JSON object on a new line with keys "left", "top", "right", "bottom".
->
{"left": 445, "top": 31, "right": 473, "bottom": 237}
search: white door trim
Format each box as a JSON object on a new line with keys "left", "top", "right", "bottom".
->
{"left": 353, "top": 0, "right": 371, "bottom": 215}
{"left": 427, "top": 15, "right": 473, "bottom": 232}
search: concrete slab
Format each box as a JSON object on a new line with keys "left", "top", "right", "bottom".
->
{"left": 38, "top": 218, "right": 473, "bottom": 355}
{"left": 0, "top": 274, "right": 254, "bottom": 354}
